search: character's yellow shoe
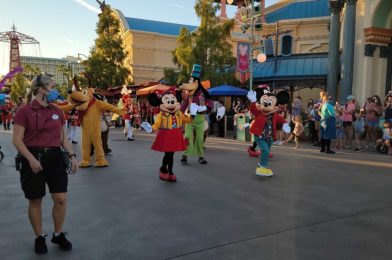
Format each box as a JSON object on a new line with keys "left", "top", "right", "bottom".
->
{"left": 94, "top": 159, "right": 109, "bottom": 167}
{"left": 79, "top": 160, "right": 92, "bottom": 168}
{"left": 256, "top": 166, "right": 273, "bottom": 177}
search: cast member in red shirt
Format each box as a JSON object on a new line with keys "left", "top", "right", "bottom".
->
{"left": 13, "top": 75, "right": 78, "bottom": 254}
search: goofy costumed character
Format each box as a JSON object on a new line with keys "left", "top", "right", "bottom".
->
{"left": 148, "top": 87, "right": 195, "bottom": 182}
{"left": 179, "top": 64, "right": 212, "bottom": 165}
{"left": 247, "top": 85, "right": 290, "bottom": 176}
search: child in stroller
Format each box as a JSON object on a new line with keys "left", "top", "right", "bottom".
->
{"left": 376, "top": 121, "right": 392, "bottom": 155}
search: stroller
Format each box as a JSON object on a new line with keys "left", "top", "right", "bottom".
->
{"left": 0, "top": 145, "right": 4, "bottom": 162}
{"left": 376, "top": 142, "right": 389, "bottom": 154}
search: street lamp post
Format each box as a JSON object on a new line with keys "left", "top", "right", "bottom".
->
{"left": 77, "top": 53, "right": 88, "bottom": 61}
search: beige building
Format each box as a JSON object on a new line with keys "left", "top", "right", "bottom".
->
{"left": 351, "top": 0, "right": 392, "bottom": 103}
{"left": 20, "top": 56, "right": 84, "bottom": 85}
{"left": 112, "top": 9, "right": 197, "bottom": 85}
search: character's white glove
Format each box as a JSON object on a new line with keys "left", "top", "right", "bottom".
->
{"left": 197, "top": 105, "right": 207, "bottom": 112}
{"left": 247, "top": 90, "right": 257, "bottom": 103}
{"left": 141, "top": 122, "right": 153, "bottom": 133}
{"left": 282, "top": 123, "right": 291, "bottom": 134}
{"left": 189, "top": 103, "right": 199, "bottom": 116}
{"left": 243, "top": 123, "right": 250, "bottom": 128}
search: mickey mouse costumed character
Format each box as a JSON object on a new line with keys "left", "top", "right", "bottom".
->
{"left": 247, "top": 85, "right": 290, "bottom": 176}
{"left": 148, "top": 87, "right": 195, "bottom": 182}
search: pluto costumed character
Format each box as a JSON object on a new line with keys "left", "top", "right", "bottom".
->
{"left": 67, "top": 88, "right": 124, "bottom": 167}
{"left": 179, "top": 64, "right": 212, "bottom": 164}
{"left": 247, "top": 85, "right": 290, "bottom": 176}
{"left": 148, "top": 87, "right": 193, "bottom": 182}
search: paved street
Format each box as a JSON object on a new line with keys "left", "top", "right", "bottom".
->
{"left": 1, "top": 128, "right": 392, "bottom": 260}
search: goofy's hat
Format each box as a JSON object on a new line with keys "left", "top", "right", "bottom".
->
{"left": 191, "top": 64, "right": 201, "bottom": 79}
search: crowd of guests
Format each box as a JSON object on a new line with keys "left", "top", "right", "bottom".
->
{"left": 271, "top": 90, "right": 392, "bottom": 155}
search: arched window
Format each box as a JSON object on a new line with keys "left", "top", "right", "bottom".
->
{"left": 281, "top": 35, "right": 293, "bottom": 56}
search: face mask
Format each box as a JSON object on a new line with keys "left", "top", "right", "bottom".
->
{"left": 47, "top": 90, "right": 59, "bottom": 102}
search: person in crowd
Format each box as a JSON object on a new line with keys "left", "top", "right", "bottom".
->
{"left": 209, "top": 97, "right": 219, "bottom": 135}
{"left": 365, "top": 95, "right": 383, "bottom": 149}
{"left": 334, "top": 110, "right": 344, "bottom": 152}
{"left": 284, "top": 115, "right": 304, "bottom": 149}
{"left": 275, "top": 103, "right": 288, "bottom": 145}
{"left": 290, "top": 96, "right": 302, "bottom": 130}
{"left": 385, "top": 121, "right": 392, "bottom": 155}
{"left": 305, "top": 99, "right": 316, "bottom": 143}
{"left": 340, "top": 95, "right": 356, "bottom": 148}
{"left": 1, "top": 96, "right": 14, "bottom": 130}
{"left": 319, "top": 93, "right": 336, "bottom": 154}
{"left": 384, "top": 95, "right": 392, "bottom": 123}
{"left": 313, "top": 90, "right": 327, "bottom": 146}
{"left": 353, "top": 110, "right": 365, "bottom": 151}
{"left": 68, "top": 109, "right": 79, "bottom": 144}
{"left": 12, "top": 75, "right": 78, "bottom": 254}
{"left": 216, "top": 100, "right": 226, "bottom": 138}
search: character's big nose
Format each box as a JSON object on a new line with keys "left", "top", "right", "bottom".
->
{"left": 263, "top": 102, "right": 269, "bottom": 107}
{"left": 171, "top": 101, "right": 175, "bottom": 104}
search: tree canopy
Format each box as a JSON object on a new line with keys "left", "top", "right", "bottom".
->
{"left": 83, "top": 4, "right": 130, "bottom": 89}
{"left": 168, "top": 0, "right": 238, "bottom": 86}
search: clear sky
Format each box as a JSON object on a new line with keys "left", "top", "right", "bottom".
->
{"left": 0, "top": 0, "right": 279, "bottom": 75}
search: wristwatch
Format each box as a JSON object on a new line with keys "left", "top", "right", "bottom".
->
{"left": 68, "top": 153, "right": 77, "bottom": 159}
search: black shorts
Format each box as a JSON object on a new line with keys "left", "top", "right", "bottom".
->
{"left": 343, "top": 121, "right": 353, "bottom": 127}
{"left": 20, "top": 149, "right": 68, "bottom": 200}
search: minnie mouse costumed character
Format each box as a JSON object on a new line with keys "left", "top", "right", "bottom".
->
{"left": 247, "top": 85, "right": 290, "bottom": 176}
{"left": 148, "top": 87, "right": 197, "bottom": 182}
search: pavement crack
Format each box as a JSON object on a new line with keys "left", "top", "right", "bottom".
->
{"left": 165, "top": 205, "right": 392, "bottom": 259}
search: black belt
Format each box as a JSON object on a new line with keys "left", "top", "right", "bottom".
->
{"left": 28, "top": 147, "right": 61, "bottom": 153}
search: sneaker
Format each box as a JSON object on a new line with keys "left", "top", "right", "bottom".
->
{"left": 343, "top": 145, "right": 352, "bottom": 149}
{"left": 180, "top": 155, "right": 188, "bottom": 163}
{"left": 354, "top": 147, "right": 362, "bottom": 152}
{"left": 35, "top": 235, "right": 48, "bottom": 254}
{"left": 51, "top": 232, "right": 72, "bottom": 251}
{"left": 198, "top": 157, "right": 207, "bottom": 164}
{"left": 273, "top": 140, "right": 279, "bottom": 145}
{"left": 326, "top": 150, "right": 336, "bottom": 154}
{"left": 278, "top": 141, "right": 283, "bottom": 146}
{"left": 256, "top": 166, "right": 273, "bottom": 177}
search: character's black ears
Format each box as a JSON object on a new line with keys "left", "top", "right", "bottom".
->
{"left": 175, "top": 90, "right": 182, "bottom": 103}
{"left": 148, "top": 93, "right": 161, "bottom": 107}
{"left": 255, "top": 88, "right": 266, "bottom": 102}
{"left": 276, "top": 91, "right": 290, "bottom": 105}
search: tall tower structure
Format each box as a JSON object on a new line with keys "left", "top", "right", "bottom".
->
{"left": 0, "top": 24, "right": 40, "bottom": 72}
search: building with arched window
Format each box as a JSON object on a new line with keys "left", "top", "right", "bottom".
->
{"left": 217, "top": 0, "right": 331, "bottom": 100}
{"left": 326, "top": 0, "right": 392, "bottom": 104}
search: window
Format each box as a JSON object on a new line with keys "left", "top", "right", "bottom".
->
{"left": 281, "top": 35, "right": 293, "bottom": 56}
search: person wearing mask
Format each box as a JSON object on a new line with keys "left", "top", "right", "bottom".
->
{"left": 12, "top": 75, "right": 78, "bottom": 254}
{"left": 216, "top": 100, "right": 226, "bottom": 137}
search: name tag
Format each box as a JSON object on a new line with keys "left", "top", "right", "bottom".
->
{"left": 52, "top": 114, "right": 59, "bottom": 120}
